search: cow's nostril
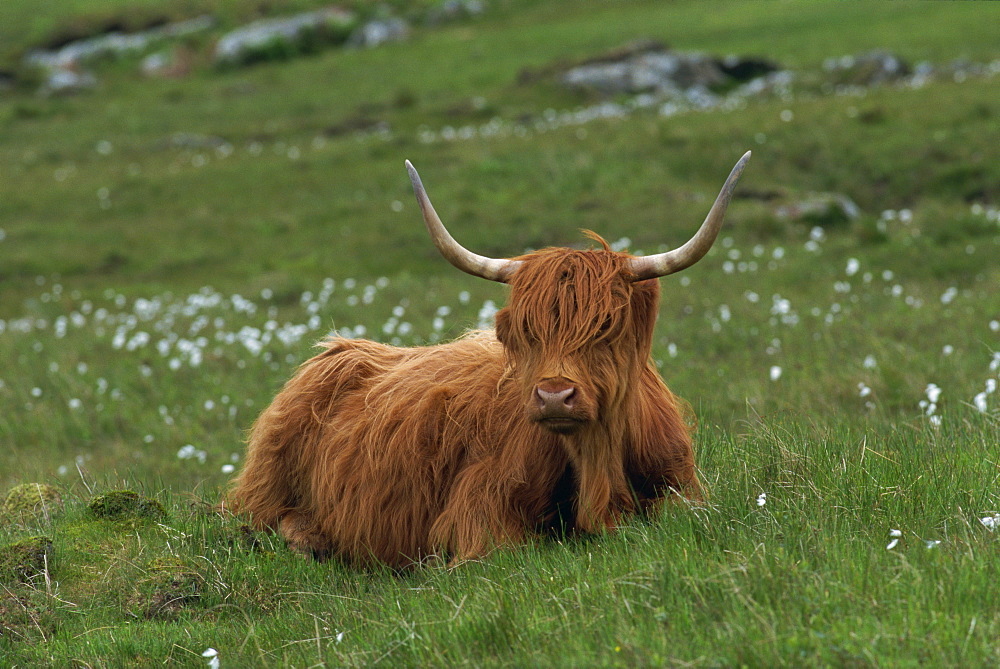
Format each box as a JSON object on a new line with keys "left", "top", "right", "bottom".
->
{"left": 536, "top": 386, "right": 576, "bottom": 411}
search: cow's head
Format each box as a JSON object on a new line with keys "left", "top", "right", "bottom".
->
{"left": 405, "top": 153, "right": 750, "bottom": 435}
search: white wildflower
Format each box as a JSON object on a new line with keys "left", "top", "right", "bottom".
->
{"left": 887, "top": 528, "right": 902, "bottom": 550}
{"left": 979, "top": 515, "right": 999, "bottom": 531}
{"left": 756, "top": 492, "right": 767, "bottom": 507}
{"left": 178, "top": 444, "right": 207, "bottom": 464}
{"left": 202, "top": 648, "right": 219, "bottom": 669}
{"left": 769, "top": 365, "right": 782, "bottom": 382}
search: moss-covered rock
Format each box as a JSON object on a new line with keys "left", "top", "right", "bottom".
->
{"left": 1, "top": 483, "right": 62, "bottom": 521}
{"left": 88, "top": 490, "right": 167, "bottom": 521}
{"left": 0, "top": 536, "right": 53, "bottom": 584}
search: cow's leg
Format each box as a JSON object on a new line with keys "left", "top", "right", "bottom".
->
{"left": 430, "top": 463, "right": 526, "bottom": 562}
{"left": 279, "top": 510, "right": 332, "bottom": 560}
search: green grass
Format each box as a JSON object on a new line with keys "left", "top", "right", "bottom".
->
{"left": 1, "top": 0, "right": 999, "bottom": 665}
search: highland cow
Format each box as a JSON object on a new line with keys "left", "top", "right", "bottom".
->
{"left": 229, "top": 152, "right": 751, "bottom": 567}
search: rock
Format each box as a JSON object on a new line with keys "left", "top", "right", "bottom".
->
{"left": 0, "top": 536, "right": 53, "bottom": 584}
{"left": 141, "top": 51, "right": 171, "bottom": 76}
{"left": 347, "top": 18, "right": 410, "bottom": 49}
{"left": 88, "top": 489, "right": 167, "bottom": 521}
{"left": 2, "top": 483, "right": 62, "bottom": 520}
{"left": 823, "top": 50, "right": 911, "bottom": 87}
{"left": 24, "top": 16, "right": 214, "bottom": 94}
{"left": 213, "top": 8, "right": 357, "bottom": 66}
{"left": 425, "top": 0, "right": 487, "bottom": 25}
{"left": 141, "top": 48, "right": 193, "bottom": 78}
{"left": 563, "top": 51, "right": 722, "bottom": 96}
{"left": 775, "top": 192, "right": 861, "bottom": 227}
{"left": 39, "top": 66, "right": 98, "bottom": 96}
{"left": 561, "top": 45, "right": 778, "bottom": 99}
{"left": 718, "top": 54, "right": 781, "bottom": 82}
{"left": 25, "top": 16, "right": 215, "bottom": 70}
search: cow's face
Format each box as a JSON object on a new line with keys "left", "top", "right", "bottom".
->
{"left": 495, "top": 246, "right": 659, "bottom": 435}
{"left": 404, "top": 154, "right": 749, "bottom": 434}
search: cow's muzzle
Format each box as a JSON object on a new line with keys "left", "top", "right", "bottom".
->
{"left": 533, "top": 380, "right": 587, "bottom": 434}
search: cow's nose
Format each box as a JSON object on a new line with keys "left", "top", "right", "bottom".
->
{"left": 535, "top": 386, "right": 576, "bottom": 413}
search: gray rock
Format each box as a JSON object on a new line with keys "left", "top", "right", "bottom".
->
{"left": 141, "top": 51, "right": 172, "bottom": 77}
{"left": 561, "top": 49, "right": 776, "bottom": 99}
{"left": 24, "top": 16, "right": 214, "bottom": 94}
{"left": 775, "top": 193, "right": 861, "bottom": 227}
{"left": 347, "top": 18, "right": 410, "bottom": 49}
{"left": 41, "top": 67, "right": 98, "bottom": 95}
{"left": 214, "top": 8, "right": 356, "bottom": 65}
{"left": 426, "top": 0, "right": 487, "bottom": 25}
{"left": 823, "top": 50, "right": 911, "bottom": 86}
{"left": 25, "top": 16, "right": 214, "bottom": 69}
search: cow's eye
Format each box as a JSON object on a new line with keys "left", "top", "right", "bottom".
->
{"left": 597, "top": 317, "right": 613, "bottom": 336}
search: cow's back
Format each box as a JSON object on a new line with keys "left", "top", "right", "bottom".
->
{"left": 234, "top": 330, "right": 512, "bottom": 565}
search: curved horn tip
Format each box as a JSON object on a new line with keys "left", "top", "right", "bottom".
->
{"left": 731, "top": 150, "right": 752, "bottom": 176}
{"left": 624, "top": 150, "right": 752, "bottom": 281}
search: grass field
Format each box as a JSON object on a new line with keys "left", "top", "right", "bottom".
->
{"left": 1, "top": 0, "right": 998, "bottom": 665}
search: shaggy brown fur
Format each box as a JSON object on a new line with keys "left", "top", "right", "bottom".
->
{"left": 229, "top": 235, "right": 702, "bottom": 567}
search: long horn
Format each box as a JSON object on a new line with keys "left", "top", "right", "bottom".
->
{"left": 405, "top": 160, "right": 519, "bottom": 283}
{"left": 627, "top": 151, "right": 751, "bottom": 281}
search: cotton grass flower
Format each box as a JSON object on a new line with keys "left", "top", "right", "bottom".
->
{"left": 886, "top": 528, "right": 902, "bottom": 550}
{"left": 178, "top": 444, "right": 207, "bottom": 463}
{"left": 756, "top": 492, "right": 767, "bottom": 507}
{"left": 980, "top": 515, "right": 999, "bottom": 531}
{"left": 202, "top": 648, "right": 219, "bottom": 669}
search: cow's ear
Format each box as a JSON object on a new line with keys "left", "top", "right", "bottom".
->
{"left": 494, "top": 308, "right": 512, "bottom": 345}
